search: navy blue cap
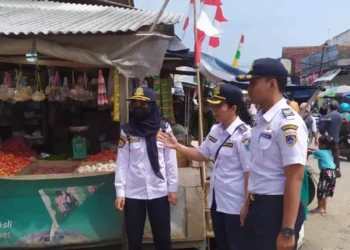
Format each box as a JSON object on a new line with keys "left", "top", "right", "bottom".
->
{"left": 206, "top": 84, "right": 243, "bottom": 105}
{"left": 236, "top": 58, "right": 288, "bottom": 82}
{"left": 127, "top": 86, "right": 156, "bottom": 102}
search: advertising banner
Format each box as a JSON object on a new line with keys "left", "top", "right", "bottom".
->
{"left": 0, "top": 173, "right": 123, "bottom": 248}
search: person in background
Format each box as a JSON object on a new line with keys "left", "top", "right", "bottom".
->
{"left": 339, "top": 102, "right": 350, "bottom": 121}
{"left": 319, "top": 101, "right": 329, "bottom": 116}
{"left": 319, "top": 100, "right": 343, "bottom": 178}
{"left": 287, "top": 99, "right": 300, "bottom": 113}
{"left": 191, "top": 98, "right": 216, "bottom": 139}
{"left": 236, "top": 58, "right": 307, "bottom": 250}
{"left": 115, "top": 86, "right": 178, "bottom": 250}
{"left": 300, "top": 102, "right": 318, "bottom": 147}
{"left": 339, "top": 102, "right": 350, "bottom": 136}
{"left": 159, "top": 84, "right": 253, "bottom": 250}
{"left": 173, "top": 87, "right": 186, "bottom": 126}
{"left": 307, "top": 135, "right": 337, "bottom": 214}
{"left": 172, "top": 124, "right": 191, "bottom": 168}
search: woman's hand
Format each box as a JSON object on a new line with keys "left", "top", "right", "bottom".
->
{"left": 114, "top": 197, "right": 125, "bottom": 211}
{"left": 157, "top": 132, "right": 180, "bottom": 150}
{"left": 239, "top": 205, "right": 248, "bottom": 226}
{"left": 168, "top": 192, "right": 178, "bottom": 206}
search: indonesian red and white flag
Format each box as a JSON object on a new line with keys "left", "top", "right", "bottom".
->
{"left": 208, "top": 5, "right": 227, "bottom": 49}
{"left": 195, "top": 9, "right": 220, "bottom": 64}
{"left": 182, "top": 0, "right": 194, "bottom": 40}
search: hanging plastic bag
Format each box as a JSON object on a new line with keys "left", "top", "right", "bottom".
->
{"left": 0, "top": 72, "right": 12, "bottom": 101}
{"left": 97, "top": 70, "right": 108, "bottom": 106}
{"left": 75, "top": 76, "right": 85, "bottom": 101}
{"left": 11, "top": 69, "right": 32, "bottom": 102}
{"left": 69, "top": 71, "right": 78, "bottom": 100}
{"left": 61, "top": 77, "right": 70, "bottom": 99}
{"left": 49, "top": 71, "right": 65, "bottom": 102}
{"left": 32, "top": 72, "right": 46, "bottom": 102}
{"left": 45, "top": 68, "right": 53, "bottom": 95}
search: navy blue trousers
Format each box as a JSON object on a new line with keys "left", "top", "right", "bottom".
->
{"left": 244, "top": 194, "right": 305, "bottom": 250}
{"left": 211, "top": 192, "right": 244, "bottom": 250}
{"left": 124, "top": 196, "right": 171, "bottom": 250}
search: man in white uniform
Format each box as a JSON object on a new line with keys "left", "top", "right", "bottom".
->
{"left": 236, "top": 58, "right": 308, "bottom": 250}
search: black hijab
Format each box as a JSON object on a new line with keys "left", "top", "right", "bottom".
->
{"left": 122, "top": 102, "right": 164, "bottom": 180}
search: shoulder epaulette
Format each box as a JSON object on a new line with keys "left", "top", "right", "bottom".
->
{"left": 281, "top": 108, "right": 295, "bottom": 120}
{"left": 237, "top": 124, "right": 249, "bottom": 134}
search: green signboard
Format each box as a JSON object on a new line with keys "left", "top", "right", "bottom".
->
{"left": 0, "top": 173, "right": 122, "bottom": 248}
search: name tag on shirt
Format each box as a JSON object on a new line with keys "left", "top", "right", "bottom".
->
{"left": 259, "top": 133, "right": 272, "bottom": 140}
{"left": 129, "top": 138, "right": 140, "bottom": 143}
{"left": 223, "top": 142, "right": 233, "bottom": 148}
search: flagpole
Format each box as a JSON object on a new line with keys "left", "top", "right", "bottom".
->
{"left": 193, "top": 0, "right": 206, "bottom": 186}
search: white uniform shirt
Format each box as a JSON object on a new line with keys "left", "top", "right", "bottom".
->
{"left": 115, "top": 125, "right": 178, "bottom": 200}
{"left": 198, "top": 117, "right": 251, "bottom": 215}
{"left": 248, "top": 99, "right": 308, "bottom": 195}
{"left": 311, "top": 116, "right": 317, "bottom": 133}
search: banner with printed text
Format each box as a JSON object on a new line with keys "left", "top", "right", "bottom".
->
{"left": 0, "top": 174, "right": 123, "bottom": 248}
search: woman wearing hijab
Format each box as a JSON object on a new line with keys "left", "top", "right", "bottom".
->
{"left": 114, "top": 86, "right": 178, "bottom": 250}
{"left": 159, "top": 84, "right": 253, "bottom": 250}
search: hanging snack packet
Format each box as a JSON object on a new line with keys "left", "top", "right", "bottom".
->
{"left": 61, "top": 77, "right": 70, "bottom": 99}
{"left": 32, "top": 72, "right": 46, "bottom": 102}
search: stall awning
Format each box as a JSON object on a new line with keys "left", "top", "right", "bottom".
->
{"left": 0, "top": 1, "right": 183, "bottom": 79}
{"left": 0, "top": 0, "right": 182, "bottom": 35}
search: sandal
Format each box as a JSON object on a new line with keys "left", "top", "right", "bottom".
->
{"left": 309, "top": 208, "right": 326, "bottom": 214}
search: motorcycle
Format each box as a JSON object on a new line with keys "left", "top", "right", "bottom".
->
{"left": 339, "top": 134, "right": 350, "bottom": 161}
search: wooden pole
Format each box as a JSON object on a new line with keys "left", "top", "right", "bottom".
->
{"left": 149, "top": 0, "right": 170, "bottom": 32}
{"left": 193, "top": 0, "right": 206, "bottom": 184}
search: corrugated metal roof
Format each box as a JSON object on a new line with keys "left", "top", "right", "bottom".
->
{"left": 0, "top": 0, "right": 183, "bottom": 35}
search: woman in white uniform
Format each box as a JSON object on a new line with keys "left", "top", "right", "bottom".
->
{"left": 114, "top": 86, "right": 178, "bottom": 250}
{"left": 159, "top": 84, "right": 253, "bottom": 250}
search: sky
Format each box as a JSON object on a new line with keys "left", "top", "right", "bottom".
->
{"left": 134, "top": 0, "right": 350, "bottom": 69}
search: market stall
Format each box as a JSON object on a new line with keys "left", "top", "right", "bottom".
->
{"left": 0, "top": 1, "right": 196, "bottom": 249}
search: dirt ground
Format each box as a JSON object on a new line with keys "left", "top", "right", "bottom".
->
{"left": 301, "top": 157, "right": 350, "bottom": 250}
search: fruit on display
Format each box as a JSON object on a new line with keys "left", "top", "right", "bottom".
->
{"left": 86, "top": 150, "right": 116, "bottom": 162}
{"left": 77, "top": 161, "right": 115, "bottom": 173}
{"left": 31, "top": 165, "right": 78, "bottom": 175}
{"left": 1, "top": 137, "right": 38, "bottom": 158}
{"left": 0, "top": 152, "right": 31, "bottom": 176}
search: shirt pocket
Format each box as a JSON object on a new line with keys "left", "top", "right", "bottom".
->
{"left": 129, "top": 141, "right": 143, "bottom": 164}
{"left": 258, "top": 133, "right": 273, "bottom": 150}
{"left": 220, "top": 144, "right": 234, "bottom": 156}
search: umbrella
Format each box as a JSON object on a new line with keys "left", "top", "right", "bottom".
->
{"left": 342, "top": 91, "right": 350, "bottom": 100}
{"left": 318, "top": 85, "right": 350, "bottom": 98}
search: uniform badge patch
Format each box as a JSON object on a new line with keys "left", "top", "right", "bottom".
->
{"left": 118, "top": 136, "right": 127, "bottom": 148}
{"left": 209, "top": 136, "right": 217, "bottom": 143}
{"left": 285, "top": 133, "right": 297, "bottom": 147}
{"left": 281, "top": 124, "right": 298, "bottom": 131}
{"left": 266, "top": 124, "right": 272, "bottom": 131}
{"left": 242, "top": 138, "right": 251, "bottom": 151}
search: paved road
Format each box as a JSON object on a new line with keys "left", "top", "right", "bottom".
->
{"left": 301, "top": 157, "right": 350, "bottom": 250}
